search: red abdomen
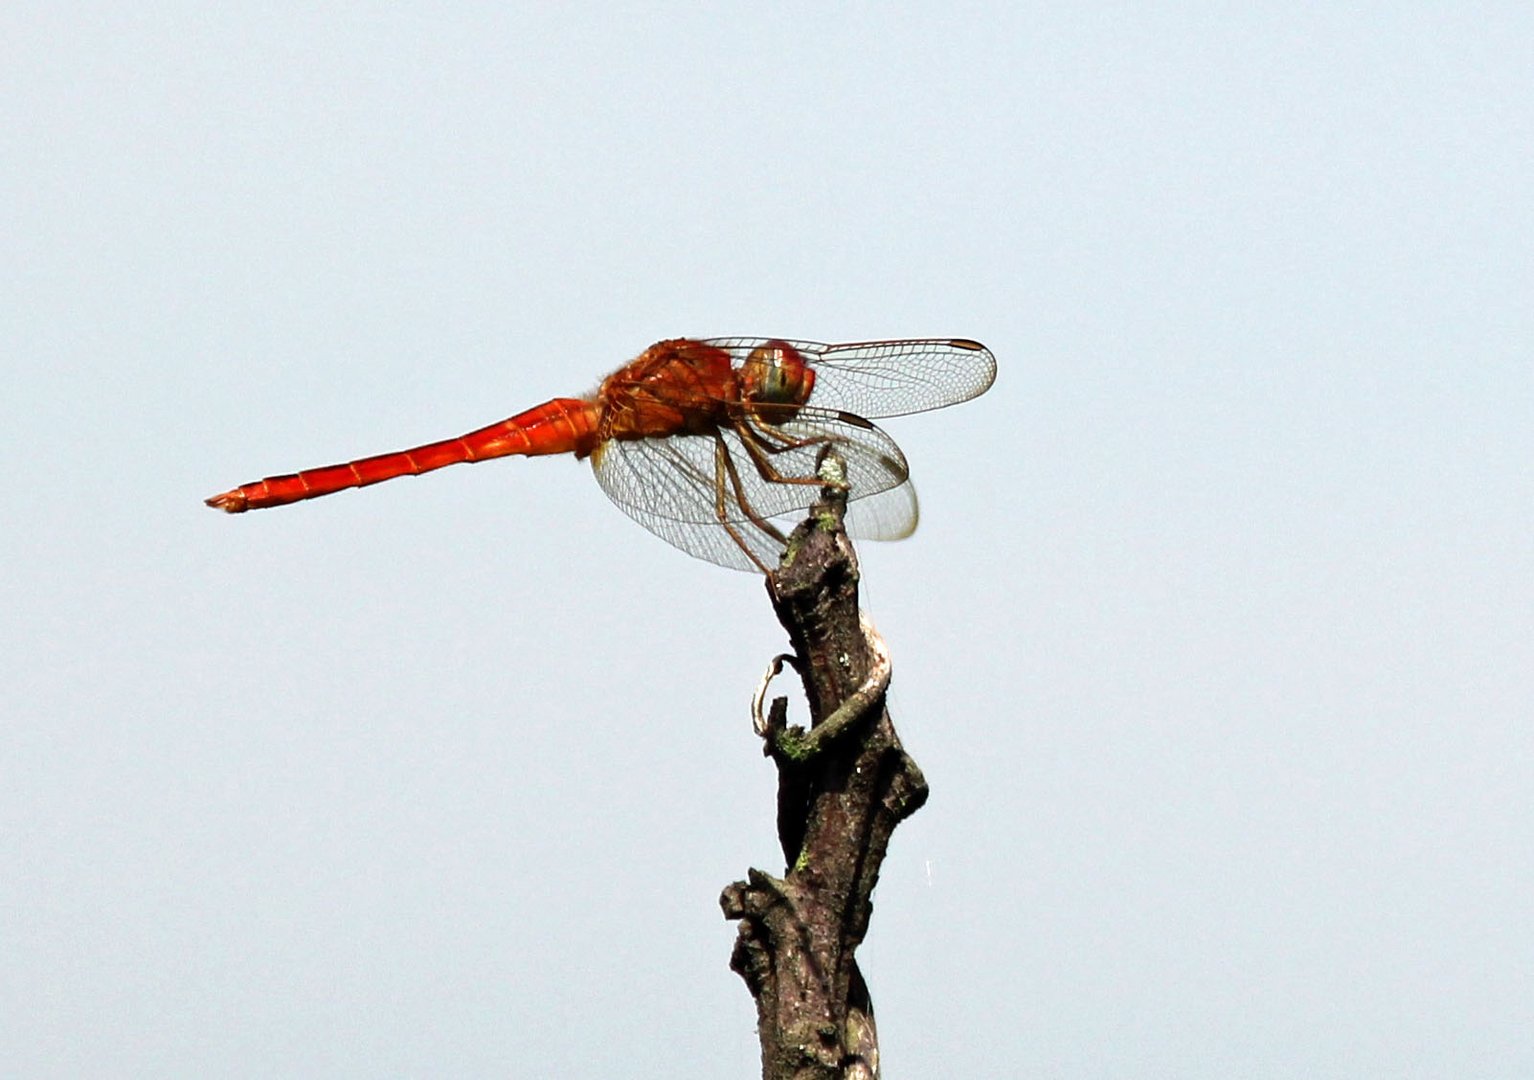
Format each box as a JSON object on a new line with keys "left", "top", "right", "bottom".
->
{"left": 205, "top": 398, "right": 599, "bottom": 512}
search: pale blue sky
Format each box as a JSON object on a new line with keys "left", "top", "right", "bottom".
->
{"left": 4, "top": 4, "right": 1531, "bottom": 1077}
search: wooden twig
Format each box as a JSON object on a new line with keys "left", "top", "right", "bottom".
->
{"left": 720, "top": 450, "right": 929, "bottom": 1080}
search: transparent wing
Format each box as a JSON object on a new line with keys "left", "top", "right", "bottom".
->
{"left": 598, "top": 476, "right": 920, "bottom": 572}
{"left": 845, "top": 479, "right": 919, "bottom": 542}
{"left": 697, "top": 337, "right": 997, "bottom": 420}
{"left": 595, "top": 486, "right": 791, "bottom": 572}
{"left": 590, "top": 409, "right": 916, "bottom": 571}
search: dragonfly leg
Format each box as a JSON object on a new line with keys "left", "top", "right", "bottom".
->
{"left": 733, "top": 417, "right": 848, "bottom": 492}
{"left": 713, "top": 432, "right": 790, "bottom": 571}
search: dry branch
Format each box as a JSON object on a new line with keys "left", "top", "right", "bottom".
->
{"left": 720, "top": 452, "right": 929, "bottom": 1080}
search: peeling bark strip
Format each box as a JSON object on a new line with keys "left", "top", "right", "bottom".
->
{"left": 720, "top": 450, "right": 929, "bottom": 1080}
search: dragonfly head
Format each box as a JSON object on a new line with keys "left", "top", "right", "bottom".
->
{"left": 741, "top": 341, "right": 815, "bottom": 416}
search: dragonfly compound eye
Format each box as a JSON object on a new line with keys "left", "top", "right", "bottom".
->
{"left": 743, "top": 342, "right": 813, "bottom": 407}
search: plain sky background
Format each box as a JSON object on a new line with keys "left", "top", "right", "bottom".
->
{"left": 4, "top": 4, "right": 1531, "bottom": 1077}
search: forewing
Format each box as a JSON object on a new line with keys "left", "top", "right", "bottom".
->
{"left": 698, "top": 337, "right": 997, "bottom": 419}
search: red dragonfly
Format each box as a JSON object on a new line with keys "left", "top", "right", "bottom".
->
{"left": 206, "top": 337, "right": 996, "bottom": 571}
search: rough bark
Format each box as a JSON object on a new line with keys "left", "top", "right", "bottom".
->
{"left": 720, "top": 454, "right": 929, "bottom": 1080}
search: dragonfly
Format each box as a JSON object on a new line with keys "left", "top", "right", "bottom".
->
{"left": 205, "top": 337, "right": 996, "bottom": 572}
